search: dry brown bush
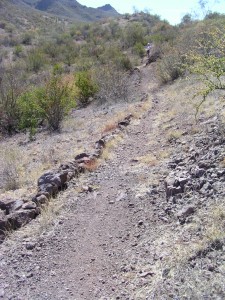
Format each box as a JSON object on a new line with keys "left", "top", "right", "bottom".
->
{"left": 94, "top": 65, "right": 129, "bottom": 105}
{"left": 0, "top": 146, "right": 20, "bottom": 191}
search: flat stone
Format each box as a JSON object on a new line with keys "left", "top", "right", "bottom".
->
{"left": 35, "top": 195, "right": 48, "bottom": 205}
{"left": 0, "top": 199, "right": 24, "bottom": 214}
{"left": 22, "top": 202, "right": 37, "bottom": 210}
{"left": 177, "top": 206, "right": 195, "bottom": 220}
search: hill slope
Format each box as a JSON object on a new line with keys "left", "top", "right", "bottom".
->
{"left": 0, "top": 62, "right": 224, "bottom": 299}
{"left": 19, "top": 0, "right": 119, "bottom": 21}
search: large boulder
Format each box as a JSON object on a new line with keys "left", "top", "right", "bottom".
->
{"left": 38, "top": 171, "right": 62, "bottom": 188}
{"left": 7, "top": 209, "right": 38, "bottom": 230}
{"left": 0, "top": 198, "right": 24, "bottom": 215}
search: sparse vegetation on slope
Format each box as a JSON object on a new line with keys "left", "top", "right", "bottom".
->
{"left": 0, "top": 3, "right": 225, "bottom": 299}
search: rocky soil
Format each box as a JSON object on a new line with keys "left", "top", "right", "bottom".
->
{"left": 0, "top": 63, "right": 224, "bottom": 299}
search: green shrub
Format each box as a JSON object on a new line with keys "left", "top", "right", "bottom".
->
{"left": 157, "top": 54, "right": 185, "bottom": 84}
{"left": 98, "top": 45, "right": 132, "bottom": 71}
{"left": 14, "top": 45, "right": 23, "bottom": 57}
{"left": 2, "top": 35, "right": 19, "bottom": 47}
{"left": 123, "top": 23, "right": 145, "bottom": 48}
{"left": 42, "top": 40, "right": 60, "bottom": 59}
{"left": 5, "top": 23, "right": 14, "bottom": 33}
{"left": 18, "top": 74, "right": 75, "bottom": 133}
{"left": 62, "top": 44, "right": 78, "bottom": 66}
{"left": 56, "top": 33, "right": 71, "bottom": 45}
{"left": 133, "top": 42, "right": 145, "bottom": 58}
{"left": 186, "top": 27, "right": 225, "bottom": 115}
{"left": 18, "top": 91, "right": 42, "bottom": 137}
{"left": 26, "top": 49, "right": 45, "bottom": 72}
{"left": 53, "top": 63, "right": 64, "bottom": 75}
{"left": 117, "top": 54, "right": 133, "bottom": 71}
{"left": 75, "top": 71, "right": 98, "bottom": 106}
{"left": 21, "top": 32, "right": 32, "bottom": 45}
{"left": 37, "top": 75, "right": 75, "bottom": 131}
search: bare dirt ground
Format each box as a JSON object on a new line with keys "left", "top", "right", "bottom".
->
{"left": 0, "top": 63, "right": 225, "bottom": 299}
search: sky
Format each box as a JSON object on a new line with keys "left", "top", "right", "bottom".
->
{"left": 78, "top": 0, "right": 225, "bottom": 24}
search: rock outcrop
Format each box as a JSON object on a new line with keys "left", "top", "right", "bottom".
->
{"left": 163, "top": 122, "right": 225, "bottom": 224}
{"left": 0, "top": 114, "right": 133, "bottom": 243}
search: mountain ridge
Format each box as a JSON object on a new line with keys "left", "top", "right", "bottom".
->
{"left": 18, "top": 0, "right": 120, "bottom": 21}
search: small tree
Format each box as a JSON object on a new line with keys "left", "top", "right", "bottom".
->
{"left": 18, "top": 90, "right": 42, "bottom": 138}
{"left": 186, "top": 27, "right": 225, "bottom": 115}
{"left": 75, "top": 71, "right": 98, "bottom": 106}
{"left": 19, "top": 75, "right": 75, "bottom": 133}
{"left": 37, "top": 75, "right": 74, "bottom": 131}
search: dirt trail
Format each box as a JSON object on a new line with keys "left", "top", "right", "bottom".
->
{"left": 0, "top": 64, "right": 182, "bottom": 299}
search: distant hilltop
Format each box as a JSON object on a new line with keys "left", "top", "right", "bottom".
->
{"left": 15, "top": 0, "right": 120, "bottom": 21}
{"left": 98, "top": 4, "right": 118, "bottom": 13}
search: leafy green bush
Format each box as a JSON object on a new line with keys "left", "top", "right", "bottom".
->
{"left": 75, "top": 71, "right": 98, "bottom": 106}
{"left": 98, "top": 45, "right": 132, "bottom": 71}
{"left": 18, "top": 74, "right": 75, "bottom": 133}
{"left": 18, "top": 91, "right": 42, "bottom": 137}
{"left": 2, "top": 35, "right": 19, "bottom": 47}
{"left": 186, "top": 27, "right": 225, "bottom": 114}
{"left": 38, "top": 75, "right": 74, "bottom": 131}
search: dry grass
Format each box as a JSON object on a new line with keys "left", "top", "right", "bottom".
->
{"left": 0, "top": 145, "right": 21, "bottom": 191}
{"left": 118, "top": 74, "right": 225, "bottom": 298}
{"left": 101, "top": 111, "right": 126, "bottom": 135}
{"left": 101, "top": 134, "right": 124, "bottom": 161}
{"left": 62, "top": 117, "right": 86, "bottom": 133}
{"left": 166, "top": 129, "right": 183, "bottom": 142}
{"left": 129, "top": 198, "right": 225, "bottom": 299}
{"left": 136, "top": 153, "right": 158, "bottom": 166}
{"left": 83, "top": 159, "right": 99, "bottom": 171}
{"left": 100, "top": 99, "right": 152, "bottom": 134}
{"left": 37, "top": 197, "right": 64, "bottom": 234}
{"left": 101, "top": 121, "right": 118, "bottom": 134}
{"left": 157, "top": 149, "right": 171, "bottom": 160}
{"left": 127, "top": 100, "right": 152, "bottom": 119}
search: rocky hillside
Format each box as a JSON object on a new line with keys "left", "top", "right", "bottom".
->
{"left": 17, "top": 0, "right": 119, "bottom": 21}
{"left": 0, "top": 6, "right": 224, "bottom": 298}
{"left": 0, "top": 61, "right": 224, "bottom": 299}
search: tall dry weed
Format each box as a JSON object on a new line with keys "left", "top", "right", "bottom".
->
{"left": 0, "top": 146, "right": 21, "bottom": 191}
